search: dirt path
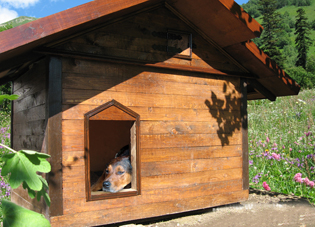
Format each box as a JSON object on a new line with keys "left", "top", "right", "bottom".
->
{"left": 115, "top": 189, "right": 315, "bottom": 227}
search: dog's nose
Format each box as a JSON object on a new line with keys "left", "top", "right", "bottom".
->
{"left": 103, "top": 181, "right": 111, "bottom": 188}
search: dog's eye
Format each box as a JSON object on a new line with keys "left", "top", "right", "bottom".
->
{"left": 117, "top": 171, "right": 125, "bottom": 175}
{"left": 105, "top": 169, "right": 109, "bottom": 174}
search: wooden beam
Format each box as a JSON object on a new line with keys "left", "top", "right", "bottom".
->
{"left": 35, "top": 48, "right": 255, "bottom": 78}
{"left": 47, "top": 56, "right": 63, "bottom": 216}
{"left": 247, "top": 79, "right": 276, "bottom": 101}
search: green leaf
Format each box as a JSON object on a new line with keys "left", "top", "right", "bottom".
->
{"left": 0, "top": 94, "right": 19, "bottom": 105}
{"left": 22, "top": 182, "right": 36, "bottom": 199}
{"left": 1, "top": 153, "right": 18, "bottom": 176}
{"left": 1, "top": 152, "right": 42, "bottom": 190}
{"left": 36, "top": 176, "right": 51, "bottom": 207}
{"left": 2, "top": 199, "right": 51, "bottom": 227}
{"left": 23, "top": 153, "right": 51, "bottom": 173}
{"left": 21, "top": 150, "right": 51, "bottom": 159}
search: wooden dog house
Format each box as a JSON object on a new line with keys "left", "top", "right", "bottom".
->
{"left": 0, "top": 0, "right": 300, "bottom": 226}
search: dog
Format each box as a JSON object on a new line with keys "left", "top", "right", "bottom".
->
{"left": 91, "top": 145, "right": 132, "bottom": 193}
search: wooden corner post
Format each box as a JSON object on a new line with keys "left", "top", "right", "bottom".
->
{"left": 241, "top": 78, "right": 249, "bottom": 190}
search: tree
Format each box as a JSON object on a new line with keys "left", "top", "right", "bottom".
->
{"left": 258, "top": 0, "right": 284, "bottom": 67}
{"left": 295, "top": 8, "right": 312, "bottom": 69}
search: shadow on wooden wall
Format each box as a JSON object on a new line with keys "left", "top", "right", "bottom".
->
{"left": 204, "top": 82, "right": 241, "bottom": 147}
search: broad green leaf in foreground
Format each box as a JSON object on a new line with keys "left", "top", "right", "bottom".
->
{"left": 1, "top": 150, "right": 51, "bottom": 191}
{"left": 2, "top": 199, "right": 51, "bottom": 227}
{"left": 1, "top": 152, "right": 42, "bottom": 190}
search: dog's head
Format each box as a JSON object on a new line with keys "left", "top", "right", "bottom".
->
{"left": 102, "top": 155, "right": 132, "bottom": 193}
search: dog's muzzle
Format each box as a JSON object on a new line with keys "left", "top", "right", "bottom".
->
{"left": 102, "top": 181, "right": 111, "bottom": 191}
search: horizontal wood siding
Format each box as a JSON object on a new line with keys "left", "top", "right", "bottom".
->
{"left": 57, "top": 60, "right": 244, "bottom": 226}
{"left": 11, "top": 58, "right": 48, "bottom": 215}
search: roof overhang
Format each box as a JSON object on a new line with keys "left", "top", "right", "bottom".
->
{"left": 0, "top": 0, "right": 300, "bottom": 100}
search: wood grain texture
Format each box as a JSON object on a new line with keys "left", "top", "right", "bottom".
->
{"left": 51, "top": 190, "right": 248, "bottom": 227}
{"left": 46, "top": 57, "right": 63, "bottom": 216}
{"left": 62, "top": 105, "right": 240, "bottom": 121}
{"left": 141, "top": 146, "right": 242, "bottom": 162}
{"left": 63, "top": 179, "right": 243, "bottom": 212}
{"left": 11, "top": 58, "right": 49, "bottom": 216}
{"left": 57, "top": 7, "right": 244, "bottom": 73}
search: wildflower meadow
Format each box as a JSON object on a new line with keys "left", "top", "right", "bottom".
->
{"left": 248, "top": 88, "right": 315, "bottom": 203}
{"left": 0, "top": 111, "right": 12, "bottom": 221}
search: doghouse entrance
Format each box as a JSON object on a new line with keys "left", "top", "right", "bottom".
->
{"left": 85, "top": 100, "right": 140, "bottom": 201}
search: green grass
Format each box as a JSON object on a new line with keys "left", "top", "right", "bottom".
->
{"left": 248, "top": 88, "right": 315, "bottom": 203}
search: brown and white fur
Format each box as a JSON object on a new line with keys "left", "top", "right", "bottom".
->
{"left": 91, "top": 145, "right": 132, "bottom": 193}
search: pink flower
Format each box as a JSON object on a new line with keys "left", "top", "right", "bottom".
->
{"left": 296, "top": 177, "right": 303, "bottom": 183}
{"left": 272, "top": 153, "right": 280, "bottom": 161}
{"left": 263, "top": 182, "right": 271, "bottom": 191}
{"left": 308, "top": 181, "right": 315, "bottom": 188}
{"left": 294, "top": 173, "right": 303, "bottom": 183}
{"left": 266, "top": 137, "right": 270, "bottom": 143}
{"left": 303, "top": 177, "right": 311, "bottom": 186}
{"left": 289, "top": 148, "right": 292, "bottom": 152}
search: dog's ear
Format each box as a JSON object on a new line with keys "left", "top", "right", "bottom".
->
{"left": 115, "top": 145, "right": 130, "bottom": 158}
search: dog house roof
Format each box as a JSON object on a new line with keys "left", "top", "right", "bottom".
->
{"left": 0, "top": 0, "right": 300, "bottom": 100}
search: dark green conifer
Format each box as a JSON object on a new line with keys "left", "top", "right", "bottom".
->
{"left": 295, "top": 8, "right": 312, "bottom": 69}
{"left": 258, "top": 0, "right": 284, "bottom": 66}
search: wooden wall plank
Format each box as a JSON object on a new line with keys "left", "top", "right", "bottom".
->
{"left": 62, "top": 164, "right": 241, "bottom": 189}
{"left": 62, "top": 119, "right": 239, "bottom": 136}
{"left": 63, "top": 179, "right": 243, "bottom": 212}
{"left": 140, "top": 121, "right": 236, "bottom": 135}
{"left": 13, "top": 105, "right": 46, "bottom": 124}
{"left": 14, "top": 88, "right": 46, "bottom": 113}
{"left": 141, "top": 133, "right": 241, "bottom": 148}
{"left": 62, "top": 145, "right": 242, "bottom": 165}
{"left": 12, "top": 135, "right": 45, "bottom": 151}
{"left": 61, "top": 132, "right": 241, "bottom": 152}
{"left": 141, "top": 146, "right": 242, "bottom": 162}
{"left": 63, "top": 72, "right": 239, "bottom": 97}
{"left": 141, "top": 157, "right": 242, "bottom": 177}
{"left": 13, "top": 120, "right": 46, "bottom": 136}
{"left": 142, "top": 168, "right": 242, "bottom": 190}
{"left": 62, "top": 89, "right": 240, "bottom": 111}
{"left": 62, "top": 60, "right": 240, "bottom": 87}
{"left": 62, "top": 105, "right": 240, "bottom": 121}
{"left": 51, "top": 190, "right": 248, "bottom": 227}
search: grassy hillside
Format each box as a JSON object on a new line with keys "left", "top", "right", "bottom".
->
{"left": 0, "top": 16, "right": 37, "bottom": 28}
